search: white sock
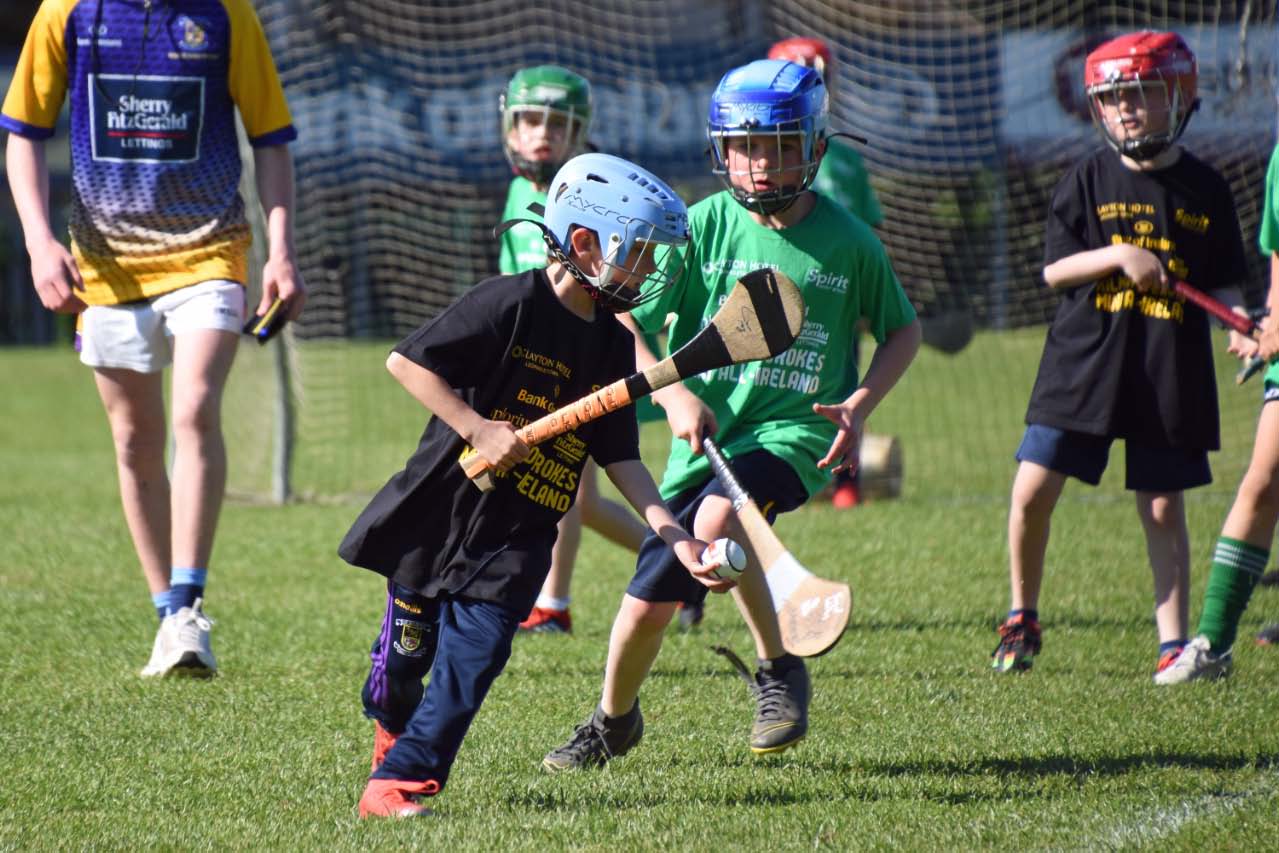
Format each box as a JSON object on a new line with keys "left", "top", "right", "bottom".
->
{"left": 535, "top": 594, "right": 570, "bottom": 611}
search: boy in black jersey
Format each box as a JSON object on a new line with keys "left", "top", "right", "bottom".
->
{"left": 990, "top": 32, "right": 1253, "bottom": 680}
{"left": 340, "top": 153, "right": 731, "bottom": 818}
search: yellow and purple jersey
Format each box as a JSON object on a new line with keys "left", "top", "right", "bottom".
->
{"left": 1, "top": 0, "right": 297, "bottom": 305}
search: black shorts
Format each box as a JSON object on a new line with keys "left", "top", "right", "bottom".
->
{"left": 626, "top": 449, "right": 808, "bottom": 605}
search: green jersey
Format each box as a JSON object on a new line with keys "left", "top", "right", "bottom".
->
{"left": 1259, "top": 145, "right": 1279, "bottom": 387}
{"left": 812, "top": 140, "right": 883, "bottom": 227}
{"left": 498, "top": 176, "right": 548, "bottom": 275}
{"left": 1261, "top": 144, "right": 1279, "bottom": 257}
{"left": 632, "top": 191, "right": 916, "bottom": 499}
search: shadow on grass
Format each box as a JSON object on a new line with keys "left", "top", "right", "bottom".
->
{"left": 505, "top": 751, "right": 1279, "bottom": 811}
{"left": 855, "top": 750, "right": 1279, "bottom": 778}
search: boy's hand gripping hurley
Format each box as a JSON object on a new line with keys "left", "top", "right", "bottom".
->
{"left": 700, "top": 434, "right": 852, "bottom": 658}
{"left": 1169, "top": 281, "right": 1266, "bottom": 385}
{"left": 460, "top": 268, "right": 805, "bottom": 490}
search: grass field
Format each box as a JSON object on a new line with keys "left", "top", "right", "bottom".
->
{"left": 2, "top": 337, "right": 1278, "bottom": 850}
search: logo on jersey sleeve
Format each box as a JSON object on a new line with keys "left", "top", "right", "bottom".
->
{"left": 89, "top": 75, "right": 204, "bottom": 163}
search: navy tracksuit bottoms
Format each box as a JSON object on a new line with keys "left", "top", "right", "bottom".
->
{"left": 363, "top": 581, "right": 521, "bottom": 789}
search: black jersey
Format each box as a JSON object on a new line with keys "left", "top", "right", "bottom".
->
{"left": 1025, "top": 147, "right": 1248, "bottom": 449}
{"left": 339, "top": 270, "right": 640, "bottom": 614}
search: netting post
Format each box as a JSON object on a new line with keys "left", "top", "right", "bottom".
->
{"left": 271, "top": 331, "right": 295, "bottom": 504}
{"left": 238, "top": 120, "right": 294, "bottom": 504}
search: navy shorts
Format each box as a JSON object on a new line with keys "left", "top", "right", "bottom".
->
{"left": 626, "top": 449, "right": 808, "bottom": 605}
{"left": 1016, "top": 423, "right": 1211, "bottom": 492}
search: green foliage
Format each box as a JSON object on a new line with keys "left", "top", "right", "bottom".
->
{"left": 2, "top": 342, "right": 1277, "bottom": 849}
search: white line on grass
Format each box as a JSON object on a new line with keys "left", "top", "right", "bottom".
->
{"left": 1092, "top": 773, "right": 1279, "bottom": 847}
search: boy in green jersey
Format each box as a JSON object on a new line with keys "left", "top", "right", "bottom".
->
{"left": 497, "top": 65, "right": 649, "bottom": 634}
{"left": 543, "top": 59, "right": 920, "bottom": 767}
{"left": 1157, "top": 141, "right": 1279, "bottom": 681}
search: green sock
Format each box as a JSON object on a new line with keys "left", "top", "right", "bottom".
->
{"left": 1197, "top": 536, "right": 1268, "bottom": 653}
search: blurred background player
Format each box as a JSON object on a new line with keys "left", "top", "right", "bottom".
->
{"left": 2, "top": 0, "right": 307, "bottom": 677}
{"left": 542, "top": 59, "right": 919, "bottom": 770}
{"left": 768, "top": 36, "right": 885, "bottom": 513}
{"left": 990, "top": 31, "right": 1251, "bottom": 681}
{"left": 1156, "top": 139, "right": 1279, "bottom": 683}
{"left": 343, "top": 153, "right": 726, "bottom": 818}
{"left": 497, "top": 65, "right": 649, "bottom": 634}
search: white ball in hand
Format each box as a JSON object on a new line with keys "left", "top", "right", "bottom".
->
{"left": 701, "top": 537, "right": 747, "bottom": 580}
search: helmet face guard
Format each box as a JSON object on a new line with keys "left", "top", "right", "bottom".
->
{"left": 707, "top": 59, "right": 828, "bottom": 216}
{"left": 501, "top": 66, "right": 593, "bottom": 184}
{"left": 1084, "top": 31, "right": 1198, "bottom": 161}
{"left": 538, "top": 153, "right": 690, "bottom": 313}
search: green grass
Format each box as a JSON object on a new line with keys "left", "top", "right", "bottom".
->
{"left": 2, "top": 339, "right": 1278, "bottom": 850}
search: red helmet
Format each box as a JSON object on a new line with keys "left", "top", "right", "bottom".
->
{"left": 1084, "top": 31, "right": 1198, "bottom": 160}
{"left": 768, "top": 37, "right": 834, "bottom": 87}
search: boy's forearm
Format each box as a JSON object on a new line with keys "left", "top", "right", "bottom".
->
{"left": 605, "top": 459, "right": 690, "bottom": 545}
{"left": 846, "top": 318, "right": 921, "bottom": 416}
{"left": 386, "top": 352, "right": 486, "bottom": 443}
{"left": 6, "top": 135, "right": 56, "bottom": 246}
{"left": 1267, "top": 255, "right": 1279, "bottom": 318}
{"left": 1043, "top": 245, "right": 1125, "bottom": 289}
{"left": 252, "top": 144, "right": 298, "bottom": 261}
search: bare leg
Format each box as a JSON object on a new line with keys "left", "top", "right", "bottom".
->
{"left": 541, "top": 459, "right": 644, "bottom": 603}
{"left": 579, "top": 459, "right": 647, "bottom": 551}
{"left": 600, "top": 595, "right": 677, "bottom": 716}
{"left": 689, "top": 494, "right": 787, "bottom": 660}
{"left": 1222, "top": 403, "right": 1279, "bottom": 546}
{"left": 169, "top": 329, "right": 239, "bottom": 569}
{"left": 1007, "top": 461, "right": 1068, "bottom": 611}
{"left": 94, "top": 368, "right": 170, "bottom": 595}
{"left": 544, "top": 502, "right": 583, "bottom": 601}
{"left": 1135, "top": 490, "right": 1189, "bottom": 644}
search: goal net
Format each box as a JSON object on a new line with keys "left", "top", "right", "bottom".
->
{"left": 236, "top": 0, "right": 1278, "bottom": 503}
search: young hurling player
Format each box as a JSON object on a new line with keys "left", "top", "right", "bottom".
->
{"left": 2, "top": 0, "right": 306, "bottom": 677}
{"left": 542, "top": 59, "right": 920, "bottom": 769}
{"left": 674, "top": 36, "right": 888, "bottom": 634}
{"left": 1157, "top": 140, "right": 1279, "bottom": 681}
{"left": 344, "top": 153, "right": 729, "bottom": 818}
{"left": 498, "top": 65, "right": 649, "bottom": 634}
{"left": 986, "top": 32, "right": 1252, "bottom": 682}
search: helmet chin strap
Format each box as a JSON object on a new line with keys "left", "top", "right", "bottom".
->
{"left": 511, "top": 156, "right": 557, "bottom": 185}
{"left": 741, "top": 187, "right": 803, "bottom": 216}
{"left": 537, "top": 230, "right": 638, "bottom": 314}
{"left": 1120, "top": 137, "right": 1172, "bottom": 160}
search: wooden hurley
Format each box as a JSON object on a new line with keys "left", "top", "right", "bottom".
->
{"left": 1170, "top": 280, "right": 1265, "bottom": 385}
{"left": 701, "top": 435, "right": 852, "bottom": 658}
{"left": 461, "top": 268, "right": 806, "bottom": 490}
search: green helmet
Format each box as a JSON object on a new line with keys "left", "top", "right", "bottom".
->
{"left": 500, "top": 65, "right": 592, "bottom": 185}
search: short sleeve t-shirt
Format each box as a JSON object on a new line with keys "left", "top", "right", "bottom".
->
{"left": 1261, "top": 144, "right": 1279, "bottom": 257}
{"left": 338, "top": 271, "right": 640, "bottom": 614}
{"left": 1, "top": 0, "right": 297, "bottom": 305}
{"left": 1027, "top": 147, "right": 1249, "bottom": 449}
{"left": 631, "top": 191, "right": 916, "bottom": 499}
{"left": 811, "top": 140, "right": 883, "bottom": 227}
{"left": 498, "top": 176, "right": 548, "bottom": 275}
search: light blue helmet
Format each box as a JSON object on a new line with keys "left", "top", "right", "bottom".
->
{"left": 707, "top": 58, "right": 829, "bottom": 214}
{"left": 540, "top": 153, "right": 690, "bottom": 311}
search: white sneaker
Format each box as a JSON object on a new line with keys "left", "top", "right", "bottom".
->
{"left": 139, "top": 598, "right": 218, "bottom": 678}
{"left": 1153, "top": 635, "right": 1231, "bottom": 685}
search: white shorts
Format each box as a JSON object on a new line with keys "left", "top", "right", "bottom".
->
{"left": 79, "top": 280, "right": 246, "bottom": 373}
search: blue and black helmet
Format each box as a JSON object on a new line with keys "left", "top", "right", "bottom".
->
{"left": 707, "top": 59, "right": 829, "bottom": 214}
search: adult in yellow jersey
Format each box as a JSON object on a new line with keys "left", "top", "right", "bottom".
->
{"left": 2, "top": 0, "right": 307, "bottom": 678}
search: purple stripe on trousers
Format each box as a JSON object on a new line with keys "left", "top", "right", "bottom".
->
{"left": 366, "top": 584, "right": 397, "bottom": 709}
